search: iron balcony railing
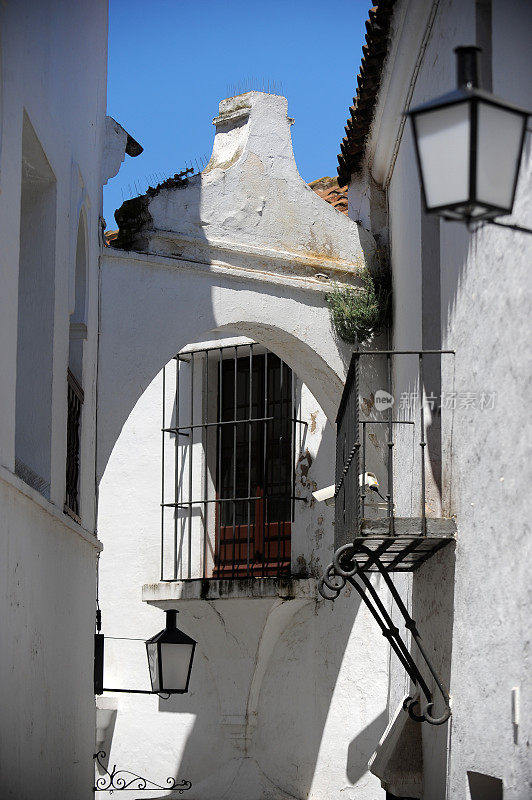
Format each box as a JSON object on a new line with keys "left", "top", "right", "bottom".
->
{"left": 320, "top": 350, "right": 457, "bottom": 725}
{"left": 64, "top": 368, "right": 84, "bottom": 519}
{"left": 335, "top": 350, "right": 455, "bottom": 557}
{"left": 160, "top": 343, "right": 307, "bottom": 581}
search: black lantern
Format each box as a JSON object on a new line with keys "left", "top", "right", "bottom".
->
{"left": 407, "top": 46, "right": 530, "bottom": 222}
{"left": 145, "top": 610, "right": 196, "bottom": 695}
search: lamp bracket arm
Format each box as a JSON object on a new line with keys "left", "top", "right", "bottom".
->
{"left": 93, "top": 750, "right": 192, "bottom": 792}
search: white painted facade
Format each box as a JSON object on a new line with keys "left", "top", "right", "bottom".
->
{"left": 96, "top": 92, "right": 391, "bottom": 798}
{"left": 0, "top": 2, "right": 138, "bottom": 796}
{"left": 5, "top": 2, "right": 528, "bottom": 797}
{"left": 347, "top": 1, "right": 532, "bottom": 797}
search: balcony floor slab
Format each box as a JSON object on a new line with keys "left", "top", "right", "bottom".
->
{"left": 351, "top": 517, "right": 457, "bottom": 572}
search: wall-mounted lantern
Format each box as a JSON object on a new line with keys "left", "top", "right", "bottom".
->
{"left": 407, "top": 46, "right": 531, "bottom": 233}
{"left": 94, "top": 609, "right": 196, "bottom": 697}
{"left": 92, "top": 609, "right": 195, "bottom": 792}
{"left": 146, "top": 610, "right": 196, "bottom": 695}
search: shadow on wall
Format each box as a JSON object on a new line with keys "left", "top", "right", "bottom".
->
{"left": 347, "top": 710, "right": 389, "bottom": 785}
{"left": 157, "top": 582, "right": 386, "bottom": 798}
{"left": 467, "top": 771, "right": 503, "bottom": 800}
{"left": 411, "top": 544, "right": 456, "bottom": 800}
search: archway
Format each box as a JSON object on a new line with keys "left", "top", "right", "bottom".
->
{"left": 97, "top": 247, "right": 351, "bottom": 481}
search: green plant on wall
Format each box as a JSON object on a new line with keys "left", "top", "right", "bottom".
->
{"left": 326, "top": 267, "right": 390, "bottom": 345}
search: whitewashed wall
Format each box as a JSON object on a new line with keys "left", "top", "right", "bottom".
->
{"left": 0, "top": 2, "right": 108, "bottom": 796}
{"left": 96, "top": 87, "right": 393, "bottom": 799}
{"left": 98, "top": 334, "right": 390, "bottom": 799}
{"left": 351, "top": 1, "right": 532, "bottom": 797}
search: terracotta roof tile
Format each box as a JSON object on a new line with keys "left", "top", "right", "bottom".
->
{"left": 337, "top": 0, "right": 397, "bottom": 184}
{"left": 104, "top": 229, "right": 118, "bottom": 246}
{"left": 309, "top": 176, "right": 348, "bottom": 215}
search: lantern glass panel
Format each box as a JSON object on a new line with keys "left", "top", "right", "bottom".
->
{"left": 161, "top": 642, "right": 194, "bottom": 692}
{"left": 146, "top": 642, "right": 160, "bottom": 693}
{"left": 476, "top": 101, "right": 525, "bottom": 211}
{"left": 414, "top": 102, "right": 470, "bottom": 210}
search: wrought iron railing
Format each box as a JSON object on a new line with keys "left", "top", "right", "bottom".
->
{"left": 160, "top": 343, "right": 307, "bottom": 581}
{"left": 320, "top": 349, "right": 456, "bottom": 725}
{"left": 65, "top": 368, "right": 83, "bottom": 519}
{"left": 335, "top": 350, "right": 455, "bottom": 550}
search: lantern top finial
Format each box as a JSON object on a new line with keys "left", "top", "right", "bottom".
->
{"left": 166, "top": 609, "right": 178, "bottom": 629}
{"left": 454, "top": 46, "right": 481, "bottom": 90}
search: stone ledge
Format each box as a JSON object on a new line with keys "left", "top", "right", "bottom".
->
{"left": 143, "top": 576, "right": 318, "bottom": 606}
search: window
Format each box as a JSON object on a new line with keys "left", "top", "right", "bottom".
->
{"left": 15, "top": 113, "right": 56, "bottom": 497}
{"left": 467, "top": 772, "right": 503, "bottom": 800}
{"left": 160, "top": 343, "right": 303, "bottom": 580}
{"left": 215, "top": 353, "right": 292, "bottom": 576}
{"left": 64, "top": 213, "right": 87, "bottom": 520}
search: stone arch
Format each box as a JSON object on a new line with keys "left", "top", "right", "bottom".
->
{"left": 98, "top": 92, "right": 372, "bottom": 481}
{"left": 97, "top": 250, "right": 350, "bottom": 482}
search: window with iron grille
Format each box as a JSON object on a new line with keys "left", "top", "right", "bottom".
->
{"left": 160, "top": 343, "right": 305, "bottom": 581}
{"left": 64, "top": 368, "right": 83, "bottom": 520}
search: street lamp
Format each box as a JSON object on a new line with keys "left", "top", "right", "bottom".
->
{"left": 92, "top": 610, "right": 196, "bottom": 793}
{"left": 94, "top": 609, "right": 196, "bottom": 696}
{"left": 407, "top": 46, "right": 531, "bottom": 228}
{"left": 146, "top": 610, "right": 196, "bottom": 695}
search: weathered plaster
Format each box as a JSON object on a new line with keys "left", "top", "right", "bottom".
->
{"left": 353, "top": 2, "right": 532, "bottom": 797}
{"left": 98, "top": 353, "right": 389, "bottom": 800}
{"left": 99, "top": 92, "right": 378, "bottom": 477}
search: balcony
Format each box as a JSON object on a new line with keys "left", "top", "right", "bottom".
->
{"left": 334, "top": 350, "right": 457, "bottom": 572}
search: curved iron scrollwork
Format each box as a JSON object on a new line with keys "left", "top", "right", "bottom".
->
{"left": 319, "top": 543, "right": 451, "bottom": 726}
{"left": 93, "top": 751, "right": 192, "bottom": 793}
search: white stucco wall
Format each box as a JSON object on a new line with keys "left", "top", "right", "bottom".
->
{"left": 0, "top": 2, "right": 108, "bottom": 796}
{"left": 97, "top": 91, "right": 379, "bottom": 480}
{"left": 0, "top": 469, "right": 100, "bottom": 797}
{"left": 353, "top": 1, "right": 532, "bottom": 797}
{"left": 98, "top": 336, "right": 390, "bottom": 799}
{"left": 95, "top": 86, "right": 394, "bottom": 797}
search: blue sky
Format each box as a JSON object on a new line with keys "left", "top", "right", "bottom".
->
{"left": 104, "top": 0, "right": 369, "bottom": 228}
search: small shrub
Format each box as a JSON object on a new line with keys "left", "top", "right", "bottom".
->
{"left": 326, "top": 268, "right": 390, "bottom": 345}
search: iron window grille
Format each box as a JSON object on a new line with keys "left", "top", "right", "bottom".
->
{"left": 160, "top": 343, "right": 307, "bottom": 581}
{"left": 64, "top": 368, "right": 83, "bottom": 520}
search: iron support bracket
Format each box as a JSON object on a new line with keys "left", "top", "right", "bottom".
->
{"left": 319, "top": 543, "right": 451, "bottom": 726}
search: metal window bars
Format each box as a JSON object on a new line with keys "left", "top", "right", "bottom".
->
{"left": 319, "top": 350, "right": 455, "bottom": 725}
{"left": 64, "top": 368, "right": 84, "bottom": 520}
{"left": 160, "top": 343, "right": 307, "bottom": 581}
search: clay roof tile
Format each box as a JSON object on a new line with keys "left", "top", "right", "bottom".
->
{"left": 337, "top": 0, "right": 397, "bottom": 185}
{"left": 308, "top": 176, "right": 349, "bottom": 216}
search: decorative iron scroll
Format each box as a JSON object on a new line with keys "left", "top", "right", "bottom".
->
{"left": 93, "top": 751, "right": 192, "bottom": 793}
{"left": 319, "top": 543, "right": 451, "bottom": 726}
